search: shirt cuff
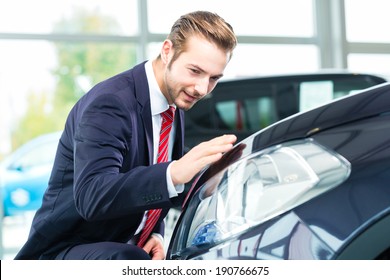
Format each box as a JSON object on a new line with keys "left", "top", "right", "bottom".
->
{"left": 151, "top": 233, "right": 164, "bottom": 244}
{"left": 166, "top": 161, "right": 184, "bottom": 198}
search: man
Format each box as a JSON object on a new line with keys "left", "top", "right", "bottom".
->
{"left": 15, "top": 11, "right": 237, "bottom": 260}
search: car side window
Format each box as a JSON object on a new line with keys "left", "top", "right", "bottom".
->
{"left": 299, "top": 81, "right": 334, "bottom": 112}
{"left": 215, "top": 97, "right": 277, "bottom": 131}
{"left": 298, "top": 79, "right": 375, "bottom": 113}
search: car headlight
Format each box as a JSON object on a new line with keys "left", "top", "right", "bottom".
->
{"left": 169, "top": 138, "right": 351, "bottom": 258}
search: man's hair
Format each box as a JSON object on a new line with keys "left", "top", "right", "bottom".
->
{"left": 165, "top": 11, "right": 237, "bottom": 63}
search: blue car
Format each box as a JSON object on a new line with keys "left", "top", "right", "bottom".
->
{"left": 0, "top": 132, "right": 61, "bottom": 216}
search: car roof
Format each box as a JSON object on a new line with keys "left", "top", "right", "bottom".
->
{"left": 219, "top": 71, "right": 387, "bottom": 84}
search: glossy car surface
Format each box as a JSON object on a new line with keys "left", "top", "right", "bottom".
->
{"left": 0, "top": 132, "right": 61, "bottom": 216}
{"left": 167, "top": 82, "right": 390, "bottom": 260}
{"left": 184, "top": 72, "right": 387, "bottom": 150}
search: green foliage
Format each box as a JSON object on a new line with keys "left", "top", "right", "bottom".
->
{"left": 11, "top": 7, "right": 137, "bottom": 151}
{"left": 11, "top": 92, "right": 61, "bottom": 149}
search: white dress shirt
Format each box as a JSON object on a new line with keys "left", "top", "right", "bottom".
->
{"left": 132, "top": 60, "right": 184, "bottom": 241}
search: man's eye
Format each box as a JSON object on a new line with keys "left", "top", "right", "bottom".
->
{"left": 190, "top": 68, "right": 201, "bottom": 74}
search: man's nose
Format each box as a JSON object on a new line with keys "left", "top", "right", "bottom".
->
{"left": 194, "top": 78, "right": 209, "bottom": 97}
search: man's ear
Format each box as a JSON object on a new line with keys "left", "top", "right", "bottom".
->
{"left": 161, "top": 39, "right": 174, "bottom": 64}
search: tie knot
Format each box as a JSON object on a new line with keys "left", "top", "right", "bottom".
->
{"left": 161, "top": 106, "right": 175, "bottom": 123}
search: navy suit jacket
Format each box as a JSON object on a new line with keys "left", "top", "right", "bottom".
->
{"left": 15, "top": 62, "right": 185, "bottom": 259}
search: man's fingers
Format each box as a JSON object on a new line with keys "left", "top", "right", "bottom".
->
{"left": 192, "top": 134, "right": 237, "bottom": 158}
{"left": 171, "top": 134, "right": 237, "bottom": 185}
{"left": 191, "top": 143, "right": 233, "bottom": 159}
{"left": 206, "top": 134, "right": 237, "bottom": 146}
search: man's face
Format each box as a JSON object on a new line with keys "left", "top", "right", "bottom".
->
{"left": 163, "top": 36, "right": 230, "bottom": 111}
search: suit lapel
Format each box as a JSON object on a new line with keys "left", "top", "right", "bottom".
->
{"left": 173, "top": 109, "right": 185, "bottom": 160}
{"left": 132, "top": 61, "right": 185, "bottom": 165}
{"left": 133, "top": 62, "right": 154, "bottom": 166}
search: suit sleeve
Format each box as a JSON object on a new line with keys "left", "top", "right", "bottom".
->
{"left": 73, "top": 94, "right": 174, "bottom": 221}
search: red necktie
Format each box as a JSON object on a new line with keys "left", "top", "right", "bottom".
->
{"left": 137, "top": 106, "right": 175, "bottom": 247}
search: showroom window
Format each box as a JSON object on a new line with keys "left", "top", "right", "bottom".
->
{"left": 147, "top": 0, "right": 316, "bottom": 78}
{"left": 348, "top": 54, "right": 390, "bottom": 79}
{"left": 226, "top": 44, "right": 319, "bottom": 77}
{"left": 0, "top": 0, "right": 138, "bottom": 154}
{"left": 345, "top": 0, "right": 390, "bottom": 43}
{"left": 147, "top": 0, "right": 314, "bottom": 37}
{"left": 345, "top": 0, "right": 390, "bottom": 79}
{"left": 0, "top": 0, "right": 138, "bottom": 35}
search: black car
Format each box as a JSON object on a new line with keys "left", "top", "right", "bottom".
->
{"left": 184, "top": 72, "right": 387, "bottom": 150}
{"left": 174, "top": 71, "right": 386, "bottom": 203}
{"left": 167, "top": 82, "right": 390, "bottom": 260}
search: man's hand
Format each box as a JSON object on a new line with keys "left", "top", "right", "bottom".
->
{"left": 142, "top": 235, "right": 165, "bottom": 260}
{"left": 170, "top": 134, "right": 237, "bottom": 185}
